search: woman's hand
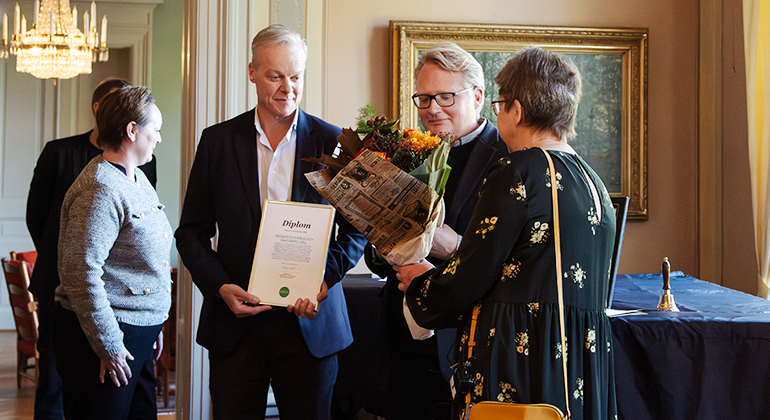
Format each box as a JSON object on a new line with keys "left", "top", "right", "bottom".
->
{"left": 100, "top": 348, "right": 134, "bottom": 387}
{"left": 287, "top": 281, "right": 329, "bottom": 320}
{"left": 394, "top": 260, "right": 435, "bottom": 292}
{"left": 219, "top": 283, "right": 272, "bottom": 318}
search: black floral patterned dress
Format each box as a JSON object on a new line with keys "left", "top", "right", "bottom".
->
{"left": 405, "top": 148, "right": 618, "bottom": 420}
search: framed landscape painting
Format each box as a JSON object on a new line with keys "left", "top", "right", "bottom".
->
{"left": 390, "top": 21, "right": 648, "bottom": 219}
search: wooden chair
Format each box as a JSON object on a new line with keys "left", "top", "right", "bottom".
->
{"left": 156, "top": 268, "right": 177, "bottom": 408}
{"left": 2, "top": 257, "right": 39, "bottom": 387}
{"left": 607, "top": 196, "right": 630, "bottom": 309}
{"left": 10, "top": 250, "right": 38, "bottom": 270}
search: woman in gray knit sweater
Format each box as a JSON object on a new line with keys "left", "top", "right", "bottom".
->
{"left": 54, "top": 85, "right": 172, "bottom": 420}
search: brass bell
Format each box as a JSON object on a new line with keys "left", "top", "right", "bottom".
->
{"left": 655, "top": 257, "right": 679, "bottom": 312}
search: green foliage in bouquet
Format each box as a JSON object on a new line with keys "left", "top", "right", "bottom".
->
{"left": 355, "top": 104, "right": 398, "bottom": 134}
{"left": 410, "top": 136, "right": 452, "bottom": 197}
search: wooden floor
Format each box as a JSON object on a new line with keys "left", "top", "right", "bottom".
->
{"left": 0, "top": 330, "right": 176, "bottom": 419}
{"left": 0, "top": 330, "right": 35, "bottom": 420}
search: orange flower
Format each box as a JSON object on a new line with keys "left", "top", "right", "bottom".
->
{"left": 404, "top": 129, "right": 442, "bottom": 153}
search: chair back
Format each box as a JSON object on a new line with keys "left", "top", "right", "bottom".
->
{"left": 2, "top": 257, "right": 39, "bottom": 386}
{"left": 607, "top": 196, "right": 630, "bottom": 309}
{"left": 10, "top": 250, "right": 38, "bottom": 270}
{"left": 157, "top": 268, "right": 177, "bottom": 408}
{"left": 161, "top": 268, "right": 177, "bottom": 368}
{"left": 2, "top": 258, "right": 39, "bottom": 343}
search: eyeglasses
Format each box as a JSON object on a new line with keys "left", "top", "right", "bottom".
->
{"left": 491, "top": 100, "right": 506, "bottom": 116}
{"left": 412, "top": 87, "right": 473, "bottom": 109}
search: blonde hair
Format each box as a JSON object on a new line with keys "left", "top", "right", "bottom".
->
{"left": 251, "top": 24, "right": 307, "bottom": 68}
{"left": 414, "top": 41, "right": 485, "bottom": 94}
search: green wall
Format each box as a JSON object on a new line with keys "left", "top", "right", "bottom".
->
{"left": 151, "top": 0, "right": 183, "bottom": 267}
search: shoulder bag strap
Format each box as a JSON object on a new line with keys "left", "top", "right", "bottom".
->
{"left": 464, "top": 149, "right": 571, "bottom": 420}
{"left": 541, "top": 147, "right": 572, "bottom": 420}
{"left": 465, "top": 305, "right": 481, "bottom": 407}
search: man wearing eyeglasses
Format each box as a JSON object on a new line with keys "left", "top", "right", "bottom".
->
{"left": 365, "top": 41, "right": 509, "bottom": 420}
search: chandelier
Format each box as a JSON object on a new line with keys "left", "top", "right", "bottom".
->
{"left": 1, "top": 0, "right": 108, "bottom": 81}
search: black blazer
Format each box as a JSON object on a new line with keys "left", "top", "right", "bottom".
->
{"left": 26, "top": 131, "right": 157, "bottom": 301}
{"left": 442, "top": 122, "right": 510, "bottom": 234}
{"left": 175, "top": 108, "right": 365, "bottom": 356}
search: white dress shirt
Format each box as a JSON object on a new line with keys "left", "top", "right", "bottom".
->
{"left": 255, "top": 109, "right": 299, "bottom": 208}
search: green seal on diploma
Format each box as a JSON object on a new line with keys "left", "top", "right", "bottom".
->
{"left": 279, "top": 287, "right": 290, "bottom": 298}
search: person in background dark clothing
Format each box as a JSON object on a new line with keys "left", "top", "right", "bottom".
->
{"left": 364, "top": 41, "right": 508, "bottom": 420}
{"left": 25, "top": 78, "right": 156, "bottom": 420}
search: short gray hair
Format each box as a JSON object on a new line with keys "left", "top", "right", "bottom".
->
{"left": 414, "top": 41, "right": 485, "bottom": 95}
{"left": 251, "top": 24, "right": 308, "bottom": 68}
{"left": 494, "top": 47, "right": 582, "bottom": 140}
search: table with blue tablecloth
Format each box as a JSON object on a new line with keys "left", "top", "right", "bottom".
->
{"left": 609, "top": 272, "right": 770, "bottom": 420}
{"left": 334, "top": 272, "right": 770, "bottom": 420}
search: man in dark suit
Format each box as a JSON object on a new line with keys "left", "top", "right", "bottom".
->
{"left": 365, "top": 42, "right": 509, "bottom": 420}
{"left": 175, "top": 25, "right": 365, "bottom": 420}
{"left": 25, "top": 78, "right": 156, "bottom": 420}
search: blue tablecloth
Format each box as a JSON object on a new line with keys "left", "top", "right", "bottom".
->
{"left": 610, "top": 272, "right": 770, "bottom": 420}
{"left": 336, "top": 273, "right": 770, "bottom": 419}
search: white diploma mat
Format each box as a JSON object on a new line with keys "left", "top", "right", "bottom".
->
{"left": 247, "top": 200, "right": 335, "bottom": 307}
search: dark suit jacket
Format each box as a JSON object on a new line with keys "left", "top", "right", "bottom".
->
{"left": 26, "top": 131, "right": 157, "bottom": 301}
{"left": 175, "top": 108, "right": 365, "bottom": 357}
{"left": 440, "top": 122, "right": 509, "bottom": 233}
{"left": 365, "top": 121, "right": 508, "bottom": 385}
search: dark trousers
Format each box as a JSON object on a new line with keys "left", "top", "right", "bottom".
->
{"left": 208, "top": 310, "right": 337, "bottom": 420}
{"left": 34, "top": 296, "right": 64, "bottom": 419}
{"left": 367, "top": 276, "right": 452, "bottom": 420}
{"left": 53, "top": 303, "right": 162, "bottom": 420}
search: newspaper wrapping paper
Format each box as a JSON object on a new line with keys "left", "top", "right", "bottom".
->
{"left": 305, "top": 149, "right": 443, "bottom": 266}
{"left": 384, "top": 198, "right": 443, "bottom": 266}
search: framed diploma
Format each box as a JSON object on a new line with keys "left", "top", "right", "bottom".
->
{"left": 247, "top": 200, "right": 335, "bottom": 307}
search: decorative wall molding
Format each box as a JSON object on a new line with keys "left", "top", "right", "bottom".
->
{"left": 698, "top": 0, "right": 723, "bottom": 284}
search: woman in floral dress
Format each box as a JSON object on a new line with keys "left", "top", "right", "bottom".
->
{"left": 396, "top": 47, "right": 618, "bottom": 420}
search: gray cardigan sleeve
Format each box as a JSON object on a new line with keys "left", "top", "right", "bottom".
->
{"left": 58, "top": 176, "right": 126, "bottom": 359}
{"left": 58, "top": 159, "right": 173, "bottom": 359}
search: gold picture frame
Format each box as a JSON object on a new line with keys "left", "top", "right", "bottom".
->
{"left": 390, "top": 21, "right": 648, "bottom": 219}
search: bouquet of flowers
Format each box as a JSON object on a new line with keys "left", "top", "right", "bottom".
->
{"left": 311, "top": 104, "right": 451, "bottom": 195}
{"left": 304, "top": 105, "right": 452, "bottom": 265}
